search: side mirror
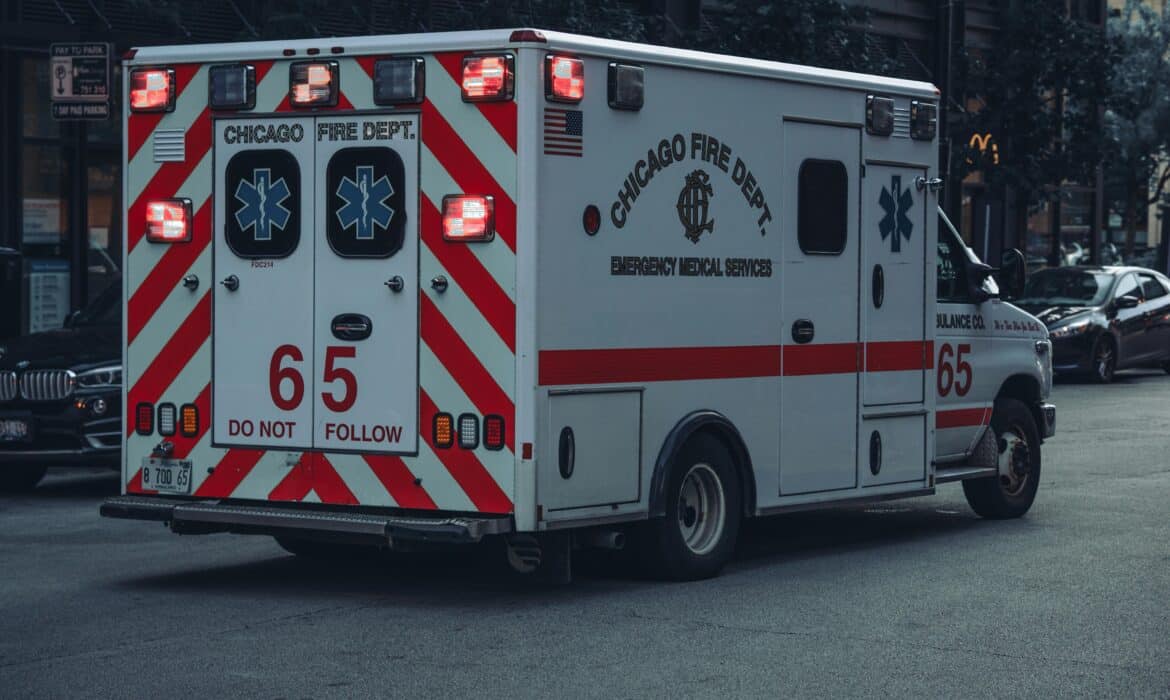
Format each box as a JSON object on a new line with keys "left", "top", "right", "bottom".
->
{"left": 965, "top": 259, "right": 998, "bottom": 303}
{"left": 1116, "top": 295, "right": 1141, "bottom": 309}
{"left": 63, "top": 310, "right": 81, "bottom": 329}
{"left": 995, "top": 248, "right": 1027, "bottom": 301}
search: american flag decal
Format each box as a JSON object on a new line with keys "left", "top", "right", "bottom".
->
{"left": 543, "top": 108, "right": 583, "bottom": 157}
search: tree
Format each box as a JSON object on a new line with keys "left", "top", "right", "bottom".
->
{"left": 1104, "top": 0, "right": 1170, "bottom": 255}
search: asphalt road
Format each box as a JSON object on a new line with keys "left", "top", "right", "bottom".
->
{"left": 2, "top": 373, "right": 1169, "bottom": 698}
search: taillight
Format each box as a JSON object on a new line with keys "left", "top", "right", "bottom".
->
{"left": 290, "top": 61, "right": 338, "bottom": 107}
{"left": 461, "top": 55, "right": 513, "bottom": 102}
{"left": 458, "top": 414, "right": 479, "bottom": 450}
{"left": 442, "top": 195, "right": 495, "bottom": 242}
{"left": 145, "top": 198, "right": 192, "bottom": 243}
{"left": 180, "top": 404, "right": 199, "bottom": 437}
{"left": 483, "top": 415, "right": 505, "bottom": 451}
{"left": 129, "top": 68, "right": 176, "bottom": 113}
{"left": 546, "top": 55, "right": 584, "bottom": 103}
{"left": 433, "top": 413, "right": 454, "bottom": 448}
{"left": 135, "top": 403, "right": 154, "bottom": 435}
{"left": 157, "top": 403, "right": 176, "bottom": 436}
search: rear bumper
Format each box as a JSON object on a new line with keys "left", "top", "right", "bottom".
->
{"left": 100, "top": 496, "right": 513, "bottom": 545}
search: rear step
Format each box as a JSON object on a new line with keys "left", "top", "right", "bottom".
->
{"left": 934, "top": 466, "right": 998, "bottom": 484}
{"left": 101, "top": 496, "right": 512, "bottom": 545}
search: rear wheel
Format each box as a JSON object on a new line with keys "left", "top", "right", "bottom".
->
{"left": 639, "top": 434, "right": 741, "bottom": 580}
{"left": 962, "top": 398, "right": 1041, "bottom": 519}
{"left": 0, "top": 464, "right": 48, "bottom": 492}
{"left": 1090, "top": 336, "right": 1116, "bottom": 383}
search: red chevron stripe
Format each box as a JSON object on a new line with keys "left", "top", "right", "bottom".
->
{"left": 126, "top": 63, "right": 202, "bottom": 162}
{"left": 168, "top": 383, "right": 211, "bottom": 459}
{"left": 268, "top": 453, "right": 313, "bottom": 502}
{"left": 127, "top": 199, "right": 210, "bottom": 344}
{"left": 420, "top": 196, "right": 515, "bottom": 352}
{"left": 126, "top": 468, "right": 155, "bottom": 495}
{"left": 128, "top": 106, "right": 213, "bottom": 252}
{"left": 420, "top": 99, "right": 516, "bottom": 251}
{"left": 421, "top": 294, "right": 515, "bottom": 452}
{"left": 362, "top": 455, "right": 438, "bottom": 510}
{"left": 194, "top": 448, "right": 264, "bottom": 498}
{"left": 308, "top": 455, "right": 360, "bottom": 505}
{"left": 433, "top": 52, "right": 518, "bottom": 152}
{"left": 125, "top": 293, "right": 211, "bottom": 435}
{"left": 420, "top": 390, "right": 512, "bottom": 513}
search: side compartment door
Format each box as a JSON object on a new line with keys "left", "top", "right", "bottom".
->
{"left": 213, "top": 117, "right": 315, "bottom": 449}
{"left": 779, "top": 122, "right": 861, "bottom": 495}
{"left": 313, "top": 115, "right": 420, "bottom": 454}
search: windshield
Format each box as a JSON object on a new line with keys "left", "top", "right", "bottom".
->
{"left": 73, "top": 281, "right": 121, "bottom": 326}
{"left": 1017, "top": 270, "right": 1114, "bottom": 306}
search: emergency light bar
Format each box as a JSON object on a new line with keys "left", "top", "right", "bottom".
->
{"left": 209, "top": 64, "right": 256, "bottom": 110}
{"left": 374, "top": 57, "right": 425, "bottom": 105}
{"left": 129, "top": 68, "right": 176, "bottom": 113}
{"left": 290, "top": 61, "right": 339, "bottom": 107}
{"left": 607, "top": 62, "right": 644, "bottom": 111}
{"left": 145, "top": 199, "right": 192, "bottom": 243}
{"left": 442, "top": 195, "right": 495, "bottom": 242}
{"left": 461, "top": 55, "right": 513, "bottom": 102}
{"left": 911, "top": 100, "right": 938, "bottom": 141}
{"left": 546, "top": 55, "right": 584, "bottom": 103}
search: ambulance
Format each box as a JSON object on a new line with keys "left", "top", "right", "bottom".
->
{"left": 101, "top": 28, "right": 1056, "bottom": 581}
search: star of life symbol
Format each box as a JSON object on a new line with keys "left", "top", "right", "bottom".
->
{"left": 336, "top": 165, "right": 395, "bottom": 240}
{"left": 879, "top": 174, "right": 914, "bottom": 253}
{"left": 234, "top": 168, "right": 292, "bottom": 242}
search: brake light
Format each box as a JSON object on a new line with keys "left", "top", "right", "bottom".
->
{"left": 461, "top": 55, "right": 513, "bottom": 102}
{"left": 135, "top": 403, "right": 154, "bottom": 435}
{"left": 433, "top": 413, "right": 454, "bottom": 448}
{"left": 129, "top": 68, "right": 175, "bottom": 113}
{"left": 483, "top": 415, "right": 505, "bottom": 451}
{"left": 546, "top": 55, "right": 584, "bottom": 102}
{"left": 290, "top": 61, "right": 338, "bottom": 107}
{"left": 180, "top": 404, "right": 199, "bottom": 437}
{"left": 442, "top": 195, "right": 495, "bottom": 242}
{"left": 145, "top": 198, "right": 192, "bottom": 243}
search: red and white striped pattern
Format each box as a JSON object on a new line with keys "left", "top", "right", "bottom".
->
{"left": 124, "top": 53, "right": 517, "bottom": 514}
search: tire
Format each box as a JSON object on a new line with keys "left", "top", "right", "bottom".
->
{"left": 1090, "top": 336, "right": 1116, "bottom": 383}
{"left": 274, "top": 536, "right": 377, "bottom": 560}
{"left": 639, "top": 433, "right": 742, "bottom": 581}
{"left": 962, "top": 398, "right": 1041, "bottom": 519}
{"left": 0, "top": 464, "right": 48, "bottom": 492}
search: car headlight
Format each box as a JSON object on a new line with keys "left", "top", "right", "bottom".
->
{"left": 75, "top": 365, "right": 122, "bottom": 388}
{"left": 1049, "top": 321, "right": 1092, "bottom": 339}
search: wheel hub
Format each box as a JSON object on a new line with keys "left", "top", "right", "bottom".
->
{"left": 997, "top": 425, "right": 1031, "bottom": 497}
{"left": 676, "top": 463, "right": 726, "bottom": 556}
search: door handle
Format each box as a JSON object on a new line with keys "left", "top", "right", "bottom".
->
{"left": 220, "top": 275, "right": 239, "bottom": 292}
{"left": 791, "top": 319, "right": 815, "bottom": 344}
{"left": 385, "top": 276, "right": 404, "bottom": 293}
{"left": 331, "top": 314, "right": 373, "bottom": 341}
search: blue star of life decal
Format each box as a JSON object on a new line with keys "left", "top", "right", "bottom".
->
{"left": 335, "top": 165, "right": 395, "bottom": 240}
{"left": 879, "top": 174, "right": 915, "bottom": 253}
{"left": 234, "top": 168, "right": 292, "bottom": 242}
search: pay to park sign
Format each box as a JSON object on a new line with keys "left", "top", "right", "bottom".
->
{"left": 50, "top": 43, "right": 111, "bottom": 120}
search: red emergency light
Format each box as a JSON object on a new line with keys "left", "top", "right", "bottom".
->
{"left": 290, "top": 61, "right": 338, "bottom": 107}
{"left": 442, "top": 195, "right": 495, "bottom": 242}
{"left": 546, "top": 55, "right": 584, "bottom": 102}
{"left": 145, "top": 199, "right": 192, "bottom": 243}
{"left": 129, "top": 68, "right": 176, "bottom": 113}
{"left": 461, "top": 55, "right": 513, "bottom": 102}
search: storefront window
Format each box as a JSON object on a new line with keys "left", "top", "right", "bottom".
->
{"left": 87, "top": 157, "right": 121, "bottom": 303}
{"left": 22, "top": 56, "right": 60, "bottom": 140}
{"left": 1026, "top": 201, "right": 1053, "bottom": 269}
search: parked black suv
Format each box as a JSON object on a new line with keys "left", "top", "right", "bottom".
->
{"left": 0, "top": 281, "right": 121, "bottom": 490}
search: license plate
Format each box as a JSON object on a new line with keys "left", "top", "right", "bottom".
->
{"left": 0, "top": 418, "right": 30, "bottom": 442}
{"left": 140, "top": 458, "right": 193, "bottom": 494}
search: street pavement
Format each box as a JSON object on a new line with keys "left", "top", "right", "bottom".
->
{"left": 2, "top": 373, "right": 1169, "bottom": 698}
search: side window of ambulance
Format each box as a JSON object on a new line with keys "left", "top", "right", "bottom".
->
{"left": 1139, "top": 274, "right": 1167, "bottom": 301}
{"left": 936, "top": 228, "right": 970, "bottom": 303}
{"left": 797, "top": 159, "right": 847, "bottom": 255}
{"left": 224, "top": 150, "right": 301, "bottom": 259}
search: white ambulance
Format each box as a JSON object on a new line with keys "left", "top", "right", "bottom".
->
{"left": 102, "top": 28, "right": 1055, "bottom": 581}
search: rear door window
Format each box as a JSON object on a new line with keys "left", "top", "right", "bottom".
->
{"left": 1139, "top": 274, "right": 1167, "bottom": 300}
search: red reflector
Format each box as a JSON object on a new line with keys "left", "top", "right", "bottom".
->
{"left": 546, "top": 55, "right": 584, "bottom": 102}
{"left": 442, "top": 195, "right": 495, "bottom": 242}
{"left": 461, "top": 55, "right": 513, "bottom": 102}
{"left": 145, "top": 199, "right": 192, "bottom": 243}
{"left": 129, "top": 68, "right": 175, "bottom": 113}
{"left": 135, "top": 403, "right": 154, "bottom": 436}
{"left": 483, "top": 415, "right": 506, "bottom": 451}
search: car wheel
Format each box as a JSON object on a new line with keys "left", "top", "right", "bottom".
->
{"left": 274, "top": 536, "right": 378, "bottom": 560}
{"left": 1090, "top": 336, "right": 1116, "bottom": 383}
{"left": 638, "top": 433, "right": 741, "bottom": 581}
{"left": 0, "top": 465, "right": 48, "bottom": 492}
{"left": 962, "top": 398, "right": 1041, "bottom": 519}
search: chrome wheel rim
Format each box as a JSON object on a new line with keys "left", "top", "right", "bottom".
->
{"left": 677, "top": 463, "right": 726, "bottom": 556}
{"left": 997, "top": 425, "right": 1031, "bottom": 497}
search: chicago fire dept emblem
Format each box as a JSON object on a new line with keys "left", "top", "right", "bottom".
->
{"left": 335, "top": 165, "right": 395, "bottom": 240}
{"left": 234, "top": 168, "right": 292, "bottom": 242}
{"left": 677, "top": 169, "right": 715, "bottom": 243}
{"left": 879, "top": 174, "right": 914, "bottom": 253}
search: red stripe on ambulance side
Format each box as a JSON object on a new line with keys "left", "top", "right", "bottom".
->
{"left": 539, "top": 345, "right": 781, "bottom": 386}
{"left": 936, "top": 407, "right": 992, "bottom": 430}
{"left": 866, "top": 340, "right": 934, "bottom": 372}
{"left": 420, "top": 99, "right": 517, "bottom": 251}
{"left": 128, "top": 107, "right": 213, "bottom": 251}
{"left": 308, "top": 455, "right": 361, "bottom": 505}
{"left": 783, "top": 343, "right": 861, "bottom": 376}
{"left": 420, "top": 390, "right": 512, "bottom": 513}
{"left": 421, "top": 294, "right": 515, "bottom": 452}
{"left": 268, "top": 453, "right": 313, "bottom": 502}
{"left": 194, "top": 448, "right": 265, "bottom": 498}
{"left": 362, "top": 455, "right": 439, "bottom": 510}
{"left": 433, "top": 52, "right": 518, "bottom": 152}
{"left": 125, "top": 293, "right": 211, "bottom": 435}
{"left": 126, "top": 64, "right": 202, "bottom": 162}
{"left": 127, "top": 200, "right": 211, "bottom": 344}
{"left": 420, "top": 196, "right": 515, "bottom": 352}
